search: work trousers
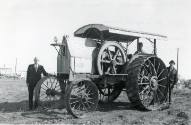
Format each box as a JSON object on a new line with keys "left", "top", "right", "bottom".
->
{"left": 28, "top": 83, "right": 37, "bottom": 110}
{"left": 168, "top": 81, "right": 176, "bottom": 103}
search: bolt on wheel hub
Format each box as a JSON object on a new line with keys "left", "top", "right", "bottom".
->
{"left": 150, "top": 76, "right": 158, "bottom": 91}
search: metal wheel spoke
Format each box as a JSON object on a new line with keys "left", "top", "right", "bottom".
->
{"left": 86, "top": 100, "right": 95, "bottom": 105}
{"left": 148, "top": 60, "right": 157, "bottom": 75}
{"left": 101, "top": 60, "right": 110, "bottom": 63}
{"left": 139, "top": 73, "right": 150, "bottom": 80}
{"left": 41, "top": 95, "right": 48, "bottom": 101}
{"left": 106, "top": 48, "right": 112, "bottom": 60}
{"left": 85, "top": 96, "right": 94, "bottom": 100}
{"left": 113, "top": 49, "right": 120, "bottom": 60}
{"left": 138, "top": 72, "right": 143, "bottom": 79}
{"left": 143, "top": 65, "right": 150, "bottom": 75}
{"left": 85, "top": 86, "right": 91, "bottom": 95}
{"left": 75, "top": 103, "right": 81, "bottom": 110}
{"left": 158, "top": 69, "right": 165, "bottom": 78}
{"left": 52, "top": 78, "right": 56, "bottom": 83}
{"left": 112, "top": 66, "right": 117, "bottom": 74}
{"left": 77, "top": 103, "right": 82, "bottom": 110}
{"left": 40, "top": 92, "right": 47, "bottom": 97}
{"left": 43, "top": 83, "right": 49, "bottom": 89}
{"left": 143, "top": 76, "right": 150, "bottom": 80}
{"left": 147, "top": 62, "right": 153, "bottom": 75}
{"left": 50, "top": 78, "right": 55, "bottom": 89}
{"left": 106, "top": 67, "right": 111, "bottom": 73}
{"left": 116, "top": 62, "right": 124, "bottom": 65}
{"left": 139, "top": 85, "right": 150, "bottom": 94}
{"left": 40, "top": 94, "right": 47, "bottom": 99}
{"left": 70, "top": 96, "right": 79, "bottom": 100}
{"left": 72, "top": 103, "right": 78, "bottom": 109}
{"left": 138, "top": 82, "right": 150, "bottom": 85}
{"left": 157, "top": 88, "right": 165, "bottom": 97}
{"left": 46, "top": 81, "right": 49, "bottom": 88}
{"left": 50, "top": 83, "right": 53, "bottom": 89}
{"left": 85, "top": 101, "right": 91, "bottom": 109}
{"left": 156, "top": 62, "right": 161, "bottom": 73}
{"left": 49, "top": 77, "right": 52, "bottom": 84}
{"left": 55, "top": 87, "right": 61, "bottom": 91}
{"left": 81, "top": 102, "right": 88, "bottom": 111}
{"left": 70, "top": 100, "right": 80, "bottom": 105}
{"left": 54, "top": 81, "right": 58, "bottom": 89}
{"left": 102, "top": 88, "right": 107, "bottom": 97}
{"left": 41, "top": 87, "right": 47, "bottom": 91}
{"left": 158, "top": 77, "right": 167, "bottom": 82}
{"left": 158, "top": 84, "right": 166, "bottom": 88}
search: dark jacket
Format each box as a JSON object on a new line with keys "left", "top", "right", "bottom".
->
{"left": 26, "top": 64, "right": 48, "bottom": 85}
{"left": 167, "top": 66, "right": 178, "bottom": 83}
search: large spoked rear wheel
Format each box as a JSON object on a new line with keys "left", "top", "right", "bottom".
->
{"left": 97, "top": 41, "right": 126, "bottom": 75}
{"left": 65, "top": 79, "right": 98, "bottom": 118}
{"left": 126, "top": 56, "right": 168, "bottom": 110}
{"left": 34, "top": 76, "right": 64, "bottom": 110}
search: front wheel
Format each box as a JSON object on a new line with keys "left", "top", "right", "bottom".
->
{"left": 65, "top": 79, "right": 99, "bottom": 118}
{"left": 34, "top": 76, "right": 64, "bottom": 110}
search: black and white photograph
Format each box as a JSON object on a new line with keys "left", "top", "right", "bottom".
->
{"left": 0, "top": 0, "right": 191, "bottom": 124}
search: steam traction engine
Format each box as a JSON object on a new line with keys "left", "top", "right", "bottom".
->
{"left": 34, "top": 24, "right": 169, "bottom": 118}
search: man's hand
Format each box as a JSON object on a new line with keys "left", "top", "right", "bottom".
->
{"left": 48, "top": 73, "right": 57, "bottom": 77}
{"left": 26, "top": 82, "right": 29, "bottom": 87}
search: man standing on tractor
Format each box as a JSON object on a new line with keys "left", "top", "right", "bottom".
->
{"left": 134, "top": 42, "right": 145, "bottom": 54}
{"left": 167, "top": 60, "right": 178, "bottom": 103}
{"left": 26, "top": 57, "right": 48, "bottom": 110}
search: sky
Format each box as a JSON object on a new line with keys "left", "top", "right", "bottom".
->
{"left": 0, "top": 0, "right": 191, "bottom": 79}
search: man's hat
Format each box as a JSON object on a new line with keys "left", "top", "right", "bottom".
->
{"left": 169, "top": 60, "right": 175, "bottom": 64}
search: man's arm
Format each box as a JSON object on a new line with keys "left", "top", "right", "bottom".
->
{"left": 26, "top": 65, "right": 30, "bottom": 86}
{"left": 41, "top": 66, "right": 48, "bottom": 76}
{"left": 175, "top": 70, "right": 178, "bottom": 83}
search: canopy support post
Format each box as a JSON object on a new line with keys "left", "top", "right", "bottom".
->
{"left": 154, "top": 39, "right": 157, "bottom": 55}
{"left": 137, "top": 38, "right": 139, "bottom": 51}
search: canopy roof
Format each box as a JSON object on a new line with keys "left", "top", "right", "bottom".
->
{"left": 74, "top": 24, "right": 167, "bottom": 42}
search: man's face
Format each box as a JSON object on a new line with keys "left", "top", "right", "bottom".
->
{"left": 34, "top": 59, "right": 38, "bottom": 64}
{"left": 170, "top": 63, "right": 174, "bottom": 68}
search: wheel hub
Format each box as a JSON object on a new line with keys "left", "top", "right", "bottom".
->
{"left": 150, "top": 76, "right": 158, "bottom": 91}
{"left": 46, "top": 88, "right": 56, "bottom": 96}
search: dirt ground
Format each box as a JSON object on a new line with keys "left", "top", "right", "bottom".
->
{"left": 0, "top": 79, "right": 190, "bottom": 125}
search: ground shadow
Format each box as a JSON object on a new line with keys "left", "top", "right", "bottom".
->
{"left": 0, "top": 100, "right": 136, "bottom": 113}
{"left": 21, "top": 110, "right": 70, "bottom": 121}
{"left": 98, "top": 101, "right": 137, "bottom": 112}
{"left": 0, "top": 100, "right": 139, "bottom": 120}
{"left": 0, "top": 100, "right": 28, "bottom": 112}
{"left": 20, "top": 101, "right": 136, "bottom": 120}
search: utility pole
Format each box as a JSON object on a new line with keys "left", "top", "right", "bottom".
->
{"left": 177, "top": 48, "right": 179, "bottom": 79}
{"left": 15, "top": 58, "right": 17, "bottom": 75}
{"left": 168, "top": 48, "right": 179, "bottom": 105}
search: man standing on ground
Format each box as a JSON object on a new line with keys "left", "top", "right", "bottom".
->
{"left": 26, "top": 57, "right": 48, "bottom": 110}
{"left": 167, "top": 60, "right": 178, "bottom": 103}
